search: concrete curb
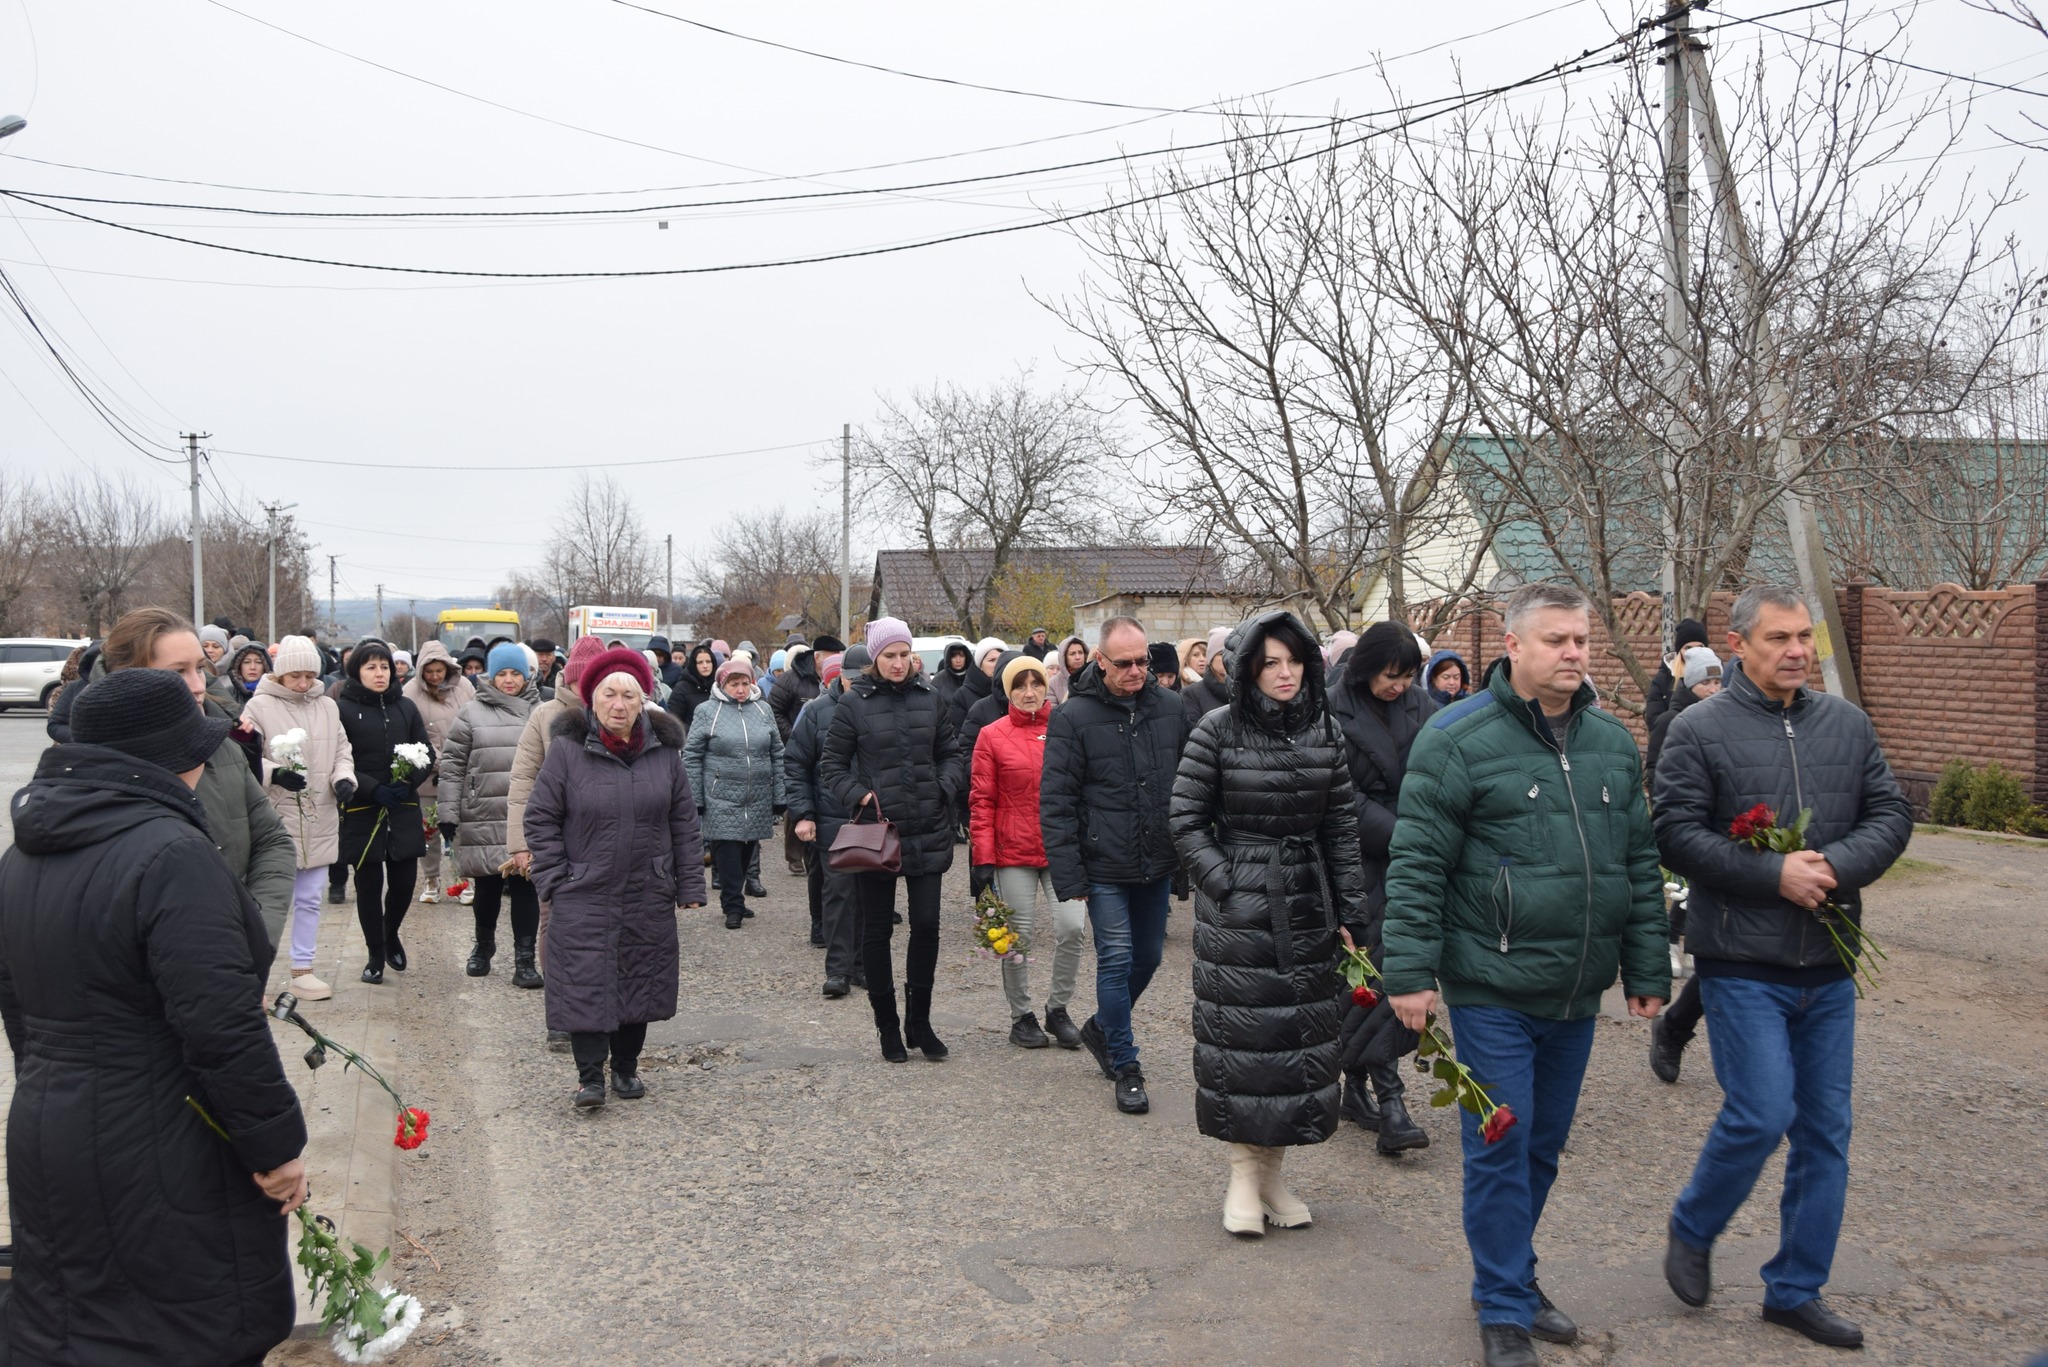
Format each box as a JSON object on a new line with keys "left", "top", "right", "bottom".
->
{"left": 269, "top": 890, "right": 404, "bottom": 1338}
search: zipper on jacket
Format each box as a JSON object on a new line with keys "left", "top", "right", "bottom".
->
{"left": 1545, "top": 733, "right": 1597, "bottom": 1010}
{"left": 1783, "top": 713, "right": 1810, "bottom": 963}
{"left": 1491, "top": 857, "right": 1515, "bottom": 952}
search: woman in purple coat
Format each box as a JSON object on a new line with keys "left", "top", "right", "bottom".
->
{"left": 524, "top": 648, "right": 705, "bottom": 1109}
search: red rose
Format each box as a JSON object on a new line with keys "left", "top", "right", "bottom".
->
{"left": 1481, "top": 1105, "right": 1518, "bottom": 1145}
{"left": 1351, "top": 984, "right": 1380, "bottom": 1009}
{"left": 394, "top": 1107, "right": 430, "bottom": 1150}
{"left": 1729, "top": 803, "right": 1775, "bottom": 842}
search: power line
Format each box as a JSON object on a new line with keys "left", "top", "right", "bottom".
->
{"left": 1725, "top": 10, "right": 2048, "bottom": 98}
{"left": 0, "top": 261, "right": 184, "bottom": 462}
{"left": 210, "top": 437, "right": 830, "bottom": 471}
{"left": 0, "top": 35, "right": 1640, "bottom": 280}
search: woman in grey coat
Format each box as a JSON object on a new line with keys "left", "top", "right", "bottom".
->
{"left": 526, "top": 649, "right": 705, "bottom": 1108}
{"left": 438, "top": 642, "right": 543, "bottom": 987}
{"left": 683, "top": 654, "right": 787, "bottom": 930}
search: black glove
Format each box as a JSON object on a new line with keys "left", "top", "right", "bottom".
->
{"left": 334, "top": 779, "right": 357, "bottom": 806}
{"left": 772, "top": 803, "right": 788, "bottom": 816}
{"left": 440, "top": 823, "right": 459, "bottom": 843}
{"left": 271, "top": 769, "right": 308, "bottom": 792}
{"left": 373, "top": 782, "right": 410, "bottom": 808}
{"left": 970, "top": 864, "right": 995, "bottom": 898}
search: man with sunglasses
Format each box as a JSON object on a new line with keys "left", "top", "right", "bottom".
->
{"left": 1041, "top": 616, "right": 1191, "bottom": 1114}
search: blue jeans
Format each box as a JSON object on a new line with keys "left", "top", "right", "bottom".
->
{"left": 1085, "top": 878, "right": 1171, "bottom": 1071}
{"left": 1670, "top": 975, "right": 1855, "bottom": 1310}
{"left": 1444, "top": 1005, "right": 1597, "bottom": 1329}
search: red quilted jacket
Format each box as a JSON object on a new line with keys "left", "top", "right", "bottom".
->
{"left": 970, "top": 702, "right": 1051, "bottom": 868}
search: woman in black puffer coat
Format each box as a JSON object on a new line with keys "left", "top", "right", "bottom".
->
{"left": 334, "top": 638, "right": 432, "bottom": 984}
{"left": 818, "top": 617, "right": 961, "bottom": 1064}
{"left": 1171, "top": 610, "right": 1365, "bottom": 1238}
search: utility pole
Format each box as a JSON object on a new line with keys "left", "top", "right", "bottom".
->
{"left": 328, "top": 555, "right": 338, "bottom": 640}
{"left": 1681, "top": 25, "right": 1860, "bottom": 701}
{"left": 375, "top": 584, "right": 385, "bottom": 641}
{"left": 840, "top": 423, "right": 852, "bottom": 640}
{"left": 407, "top": 597, "right": 417, "bottom": 653}
{"left": 260, "top": 501, "right": 293, "bottom": 644}
{"left": 665, "top": 532, "right": 674, "bottom": 633}
{"left": 1654, "top": 2, "right": 1697, "bottom": 656}
{"left": 182, "top": 432, "right": 210, "bottom": 625}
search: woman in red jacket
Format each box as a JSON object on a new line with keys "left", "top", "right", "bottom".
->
{"left": 970, "top": 655, "right": 1091, "bottom": 1051}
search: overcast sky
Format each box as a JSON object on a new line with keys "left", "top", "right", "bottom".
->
{"left": 0, "top": 0, "right": 2040, "bottom": 609}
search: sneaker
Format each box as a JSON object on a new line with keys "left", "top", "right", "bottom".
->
{"left": 1650, "top": 1013, "right": 1688, "bottom": 1084}
{"left": 1077, "top": 1015, "right": 1117, "bottom": 1079}
{"left": 458, "top": 883, "right": 475, "bottom": 906}
{"left": 418, "top": 887, "right": 441, "bottom": 905}
{"left": 326, "top": 884, "right": 348, "bottom": 905}
{"left": 289, "top": 971, "right": 332, "bottom": 1002}
{"left": 1043, "top": 1005, "right": 1082, "bottom": 1050}
{"left": 1010, "top": 1012, "right": 1050, "bottom": 1049}
{"left": 1114, "top": 1065, "right": 1150, "bottom": 1114}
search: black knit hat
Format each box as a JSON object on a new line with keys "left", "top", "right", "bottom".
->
{"left": 72, "top": 669, "right": 230, "bottom": 774}
{"left": 1675, "top": 617, "right": 1709, "bottom": 650}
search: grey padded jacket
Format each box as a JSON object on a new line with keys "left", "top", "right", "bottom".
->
{"left": 439, "top": 682, "right": 539, "bottom": 879}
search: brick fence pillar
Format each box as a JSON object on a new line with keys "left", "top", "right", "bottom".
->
{"left": 2036, "top": 581, "right": 2048, "bottom": 805}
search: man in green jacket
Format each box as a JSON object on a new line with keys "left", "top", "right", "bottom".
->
{"left": 1383, "top": 582, "right": 1669, "bottom": 1367}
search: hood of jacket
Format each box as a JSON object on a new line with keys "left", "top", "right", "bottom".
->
{"left": 8, "top": 744, "right": 212, "bottom": 856}
{"left": 253, "top": 675, "right": 324, "bottom": 708}
{"left": 222, "top": 643, "right": 270, "bottom": 695}
{"left": 410, "top": 640, "right": 465, "bottom": 700}
{"left": 1423, "top": 649, "right": 1470, "bottom": 701}
{"left": 1225, "top": 610, "right": 1328, "bottom": 735}
{"left": 787, "top": 645, "right": 817, "bottom": 683}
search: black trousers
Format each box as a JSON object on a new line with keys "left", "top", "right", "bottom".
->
{"left": 328, "top": 859, "right": 348, "bottom": 894}
{"left": 857, "top": 870, "right": 942, "bottom": 992}
{"left": 571, "top": 1022, "right": 648, "bottom": 1082}
{"left": 472, "top": 872, "right": 539, "bottom": 945}
{"left": 355, "top": 858, "right": 416, "bottom": 964}
{"left": 712, "top": 840, "right": 752, "bottom": 915}
{"left": 1665, "top": 974, "right": 1704, "bottom": 1042}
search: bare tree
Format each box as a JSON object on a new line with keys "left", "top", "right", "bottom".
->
{"left": 543, "top": 474, "right": 659, "bottom": 607}
{"left": 45, "top": 472, "right": 169, "bottom": 636}
{"left": 852, "top": 375, "right": 1112, "bottom": 638}
{"left": 687, "top": 507, "right": 843, "bottom": 649}
{"left": 0, "top": 477, "right": 48, "bottom": 637}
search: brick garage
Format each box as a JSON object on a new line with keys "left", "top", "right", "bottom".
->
{"left": 1409, "top": 582, "right": 2048, "bottom": 808}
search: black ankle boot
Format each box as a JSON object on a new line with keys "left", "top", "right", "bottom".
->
{"left": 573, "top": 1058, "right": 606, "bottom": 1108}
{"left": 385, "top": 931, "right": 407, "bottom": 972}
{"left": 466, "top": 937, "right": 496, "bottom": 977}
{"left": 870, "top": 985, "right": 908, "bottom": 1062}
{"left": 1341, "top": 1069, "right": 1382, "bottom": 1130}
{"left": 1372, "top": 1062, "right": 1429, "bottom": 1153}
{"left": 511, "top": 937, "right": 543, "bottom": 989}
{"left": 903, "top": 982, "right": 948, "bottom": 1061}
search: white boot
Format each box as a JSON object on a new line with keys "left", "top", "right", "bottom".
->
{"left": 1224, "top": 1143, "right": 1266, "bottom": 1237}
{"left": 1257, "top": 1146, "right": 1312, "bottom": 1228}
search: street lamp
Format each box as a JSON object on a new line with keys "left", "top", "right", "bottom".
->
{"left": 0, "top": 116, "right": 26, "bottom": 140}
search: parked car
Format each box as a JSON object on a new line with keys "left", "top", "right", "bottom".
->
{"left": 0, "top": 638, "right": 87, "bottom": 712}
{"left": 910, "top": 635, "right": 969, "bottom": 675}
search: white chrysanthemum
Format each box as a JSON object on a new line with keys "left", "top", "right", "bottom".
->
{"left": 270, "top": 728, "right": 309, "bottom": 766}
{"left": 393, "top": 742, "right": 432, "bottom": 771}
{"left": 330, "top": 1289, "right": 423, "bottom": 1364}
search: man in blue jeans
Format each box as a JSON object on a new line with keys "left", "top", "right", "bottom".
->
{"left": 1040, "top": 616, "right": 1189, "bottom": 1115}
{"left": 1653, "top": 585, "right": 1911, "bottom": 1349}
{"left": 1382, "top": 584, "right": 1669, "bottom": 1367}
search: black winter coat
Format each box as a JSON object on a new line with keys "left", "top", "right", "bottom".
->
{"left": 1170, "top": 612, "right": 1365, "bottom": 1147}
{"left": 335, "top": 679, "right": 433, "bottom": 864}
{"left": 784, "top": 684, "right": 849, "bottom": 851}
{"left": 770, "top": 651, "right": 821, "bottom": 742}
{"left": 944, "top": 663, "right": 993, "bottom": 739}
{"left": 1182, "top": 675, "right": 1229, "bottom": 730}
{"left": 818, "top": 672, "right": 960, "bottom": 877}
{"left": 1326, "top": 667, "right": 1437, "bottom": 946}
{"left": 957, "top": 650, "right": 1026, "bottom": 767}
{"left": 1653, "top": 664, "right": 1913, "bottom": 971}
{"left": 0, "top": 746, "right": 306, "bottom": 1367}
{"left": 1644, "top": 670, "right": 1703, "bottom": 791}
{"left": 931, "top": 662, "right": 971, "bottom": 719}
{"left": 1041, "top": 663, "right": 1190, "bottom": 902}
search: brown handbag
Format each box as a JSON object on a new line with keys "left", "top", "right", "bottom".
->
{"left": 827, "top": 797, "right": 902, "bottom": 874}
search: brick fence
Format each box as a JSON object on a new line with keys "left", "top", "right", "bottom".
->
{"left": 1407, "top": 581, "right": 2048, "bottom": 808}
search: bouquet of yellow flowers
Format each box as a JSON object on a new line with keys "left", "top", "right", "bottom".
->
{"left": 970, "top": 886, "right": 1027, "bottom": 963}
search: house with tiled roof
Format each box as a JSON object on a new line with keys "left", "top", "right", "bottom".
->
{"left": 867, "top": 546, "right": 1238, "bottom": 642}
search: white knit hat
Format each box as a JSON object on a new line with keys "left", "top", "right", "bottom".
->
{"left": 274, "top": 634, "right": 322, "bottom": 676}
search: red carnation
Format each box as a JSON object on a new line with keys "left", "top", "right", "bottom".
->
{"left": 1351, "top": 984, "right": 1380, "bottom": 1009}
{"left": 394, "top": 1107, "right": 430, "bottom": 1150}
{"left": 1481, "top": 1105, "right": 1518, "bottom": 1145}
{"left": 446, "top": 881, "right": 470, "bottom": 899}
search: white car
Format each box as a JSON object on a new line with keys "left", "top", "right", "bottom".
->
{"left": 0, "top": 638, "right": 86, "bottom": 712}
{"left": 910, "top": 635, "right": 969, "bottom": 676}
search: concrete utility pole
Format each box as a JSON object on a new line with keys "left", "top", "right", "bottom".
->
{"left": 260, "top": 500, "right": 296, "bottom": 644}
{"left": 375, "top": 584, "right": 385, "bottom": 641}
{"left": 1654, "top": 1, "right": 1698, "bottom": 655}
{"left": 665, "top": 533, "right": 674, "bottom": 631}
{"left": 182, "top": 432, "right": 210, "bottom": 625}
{"left": 408, "top": 597, "right": 417, "bottom": 653}
{"left": 840, "top": 423, "right": 852, "bottom": 640}
{"left": 328, "top": 555, "right": 338, "bottom": 640}
{"left": 1681, "top": 27, "right": 1861, "bottom": 702}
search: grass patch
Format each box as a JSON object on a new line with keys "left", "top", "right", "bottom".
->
{"left": 1881, "top": 855, "right": 1949, "bottom": 878}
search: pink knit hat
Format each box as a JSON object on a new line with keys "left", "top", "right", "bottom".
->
{"left": 865, "top": 616, "right": 912, "bottom": 655}
{"left": 563, "top": 635, "right": 605, "bottom": 687}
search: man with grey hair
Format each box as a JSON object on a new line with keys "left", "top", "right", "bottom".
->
{"left": 1653, "top": 585, "right": 1911, "bottom": 1349}
{"left": 1382, "top": 581, "right": 1668, "bottom": 1367}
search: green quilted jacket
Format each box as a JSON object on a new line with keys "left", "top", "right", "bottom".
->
{"left": 1380, "top": 665, "right": 1669, "bottom": 1020}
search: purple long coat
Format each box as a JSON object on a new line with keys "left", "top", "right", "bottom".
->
{"left": 525, "top": 706, "right": 705, "bottom": 1034}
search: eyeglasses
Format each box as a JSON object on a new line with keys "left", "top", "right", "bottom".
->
{"left": 1101, "top": 654, "right": 1148, "bottom": 671}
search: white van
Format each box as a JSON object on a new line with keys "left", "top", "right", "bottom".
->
{"left": 910, "top": 635, "right": 968, "bottom": 676}
{"left": 0, "top": 638, "right": 87, "bottom": 712}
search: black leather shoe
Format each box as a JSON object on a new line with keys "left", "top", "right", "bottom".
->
{"left": 327, "top": 884, "right": 348, "bottom": 905}
{"left": 809, "top": 922, "right": 826, "bottom": 947}
{"left": 848, "top": 969, "right": 867, "bottom": 990}
{"left": 611, "top": 1069, "right": 646, "bottom": 1100}
{"left": 360, "top": 962, "right": 384, "bottom": 985}
{"left": 725, "top": 912, "right": 744, "bottom": 929}
{"left": 1341, "top": 1072, "right": 1382, "bottom": 1130}
{"left": 745, "top": 877, "right": 768, "bottom": 898}
{"left": 1761, "top": 1298, "right": 1863, "bottom": 1348}
{"left": 1114, "top": 1065, "right": 1150, "bottom": 1114}
{"left": 385, "top": 936, "right": 407, "bottom": 972}
{"left": 573, "top": 1082, "right": 606, "bottom": 1109}
{"left": 822, "top": 975, "right": 850, "bottom": 998}
{"left": 1666, "top": 1221, "right": 1712, "bottom": 1307}
{"left": 1650, "top": 1013, "right": 1688, "bottom": 1084}
{"left": 1043, "top": 1005, "right": 1082, "bottom": 1049}
{"left": 1530, "top": 1282, "right": 1577, "bottom": 1344}
{"left": 1010, "top": 1012, "right": 1050, "bottom": 1048}
{"left": 1078, "top": 1015, "right": 1117, "bottom": 1080}
{"left": 465, "top": 941, "right": 494, "bottom": 977}
{"left": 1479, "top": 1324, "right": 1538, "bottom": 1367}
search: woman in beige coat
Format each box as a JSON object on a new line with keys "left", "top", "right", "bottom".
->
{"left": 241, "top": 634, "right": 356, "bottom": 1000}
{"left": 403, "top": 639, "right": 474, "bottom": 902}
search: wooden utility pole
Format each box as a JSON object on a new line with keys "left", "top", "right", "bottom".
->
{"left": 1681, "top": 25, "right": 1861, "bottom": 701}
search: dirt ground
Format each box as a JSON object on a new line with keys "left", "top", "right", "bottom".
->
{"left": 268, "top": 827, "right": 2048, "bottom": 1367}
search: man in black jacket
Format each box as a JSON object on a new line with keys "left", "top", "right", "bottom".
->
{"left": 1041, "top": 617, "right": 1189, "bottom": 1114}
{"left": 1653, "top": 585, "right": 1912, "bottom": 1350}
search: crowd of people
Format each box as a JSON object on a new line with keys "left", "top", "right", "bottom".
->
{"left": 0, "top": 580, "right": 1913, "bottom": 1366}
